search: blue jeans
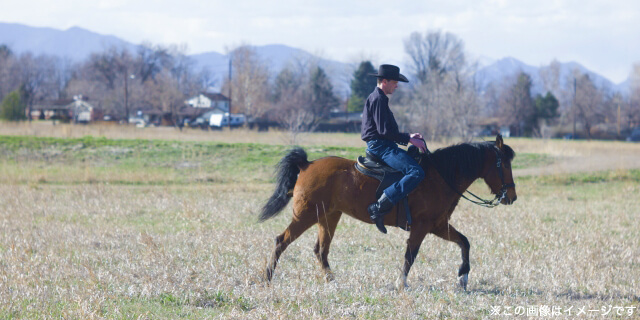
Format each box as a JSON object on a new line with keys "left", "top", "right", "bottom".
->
{"left": 366, "top": 139, "right": 425, "bottom": 204}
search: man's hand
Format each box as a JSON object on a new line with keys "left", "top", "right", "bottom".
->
{"left": 409, "top": 133, "right": 427, "bottom": 153}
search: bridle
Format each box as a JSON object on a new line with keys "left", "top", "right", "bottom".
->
{"left": 491, "top": 148, "right": 516, "bottom": 206}
{"left": 424, "top": 143, "right": 515, "bottom": 208}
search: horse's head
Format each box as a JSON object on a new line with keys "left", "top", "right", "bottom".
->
{"left": 482, "top": 134, "right": 517, "bottom": 205}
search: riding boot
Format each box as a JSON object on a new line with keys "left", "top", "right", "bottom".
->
{"left": 368, "top": 193, "right": 394, "bottom": 234}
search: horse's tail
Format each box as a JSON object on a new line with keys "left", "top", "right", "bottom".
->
{"left": 259, "top": 147, "right": 309, "bottom": 222}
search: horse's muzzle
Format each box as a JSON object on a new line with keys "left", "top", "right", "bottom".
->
{"left": 500, "top": 194, "right": 517, "bottom": 205}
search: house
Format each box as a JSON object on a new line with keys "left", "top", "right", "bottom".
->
{"left": 472, "top": 117, "right": 511, "bottom": 137}
{"left": 139, "top": 109, "right": 174, "bottom": 126}
{"left": 185, "top": 93, "right": 230, "bottom": 113}
{"left": 137, "top": 92, "right": 246, "bottom": 128}
{"left": 182, "top": 93, "right": 247, "bottom": 128}
{"left": 30, "top": 96, "right": 101, "bottom": 123}
{"left": 177, "top": 106, "right": 212, "bottom": 128}
{"left": 316, "top": 111, "right": 362, "bottom": 132}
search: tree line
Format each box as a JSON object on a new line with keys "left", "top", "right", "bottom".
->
{"left": 2, "top": 30, "right": 640, "bottom": 140}
{"left": 396, "top": 31, "right": 640, "bottom": 140}
{"left": 0, "top": 42, "right": 213, "bottom": 122}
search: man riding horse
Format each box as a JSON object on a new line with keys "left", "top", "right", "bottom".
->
{"left": 361, "top": 64, "right": 427, "bottom": 234}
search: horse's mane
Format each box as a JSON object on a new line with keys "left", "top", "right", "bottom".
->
{"left": 425, "top": 141, "right": 515, "bottom": 185}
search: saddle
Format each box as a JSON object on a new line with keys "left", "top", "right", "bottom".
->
{"left": 355, "top": 146, "right": 423, "bottom": 231}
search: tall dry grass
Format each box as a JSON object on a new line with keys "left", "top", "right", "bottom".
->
{"left": 1, "top": 122, "right": 640, "bottom": 318}
{"left": 1, "top": 178, "right": 638, "bottom": 318}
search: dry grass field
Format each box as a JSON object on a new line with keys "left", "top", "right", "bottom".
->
{"left": 1, "top": 122, "right": 639, "bottom": 319}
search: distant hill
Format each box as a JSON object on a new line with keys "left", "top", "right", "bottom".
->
{"left": 0, "top": 22, "right": 138, "bottom": 61}
{"left": 0, "top": 22, "right": 630, "bottom": 97}
{"left": 475, "top": 57, "right": 630, "bottom": 96}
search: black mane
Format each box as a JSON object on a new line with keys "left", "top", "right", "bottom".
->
{"left": 425, "top": 141, "right": 515, "bottom": 185}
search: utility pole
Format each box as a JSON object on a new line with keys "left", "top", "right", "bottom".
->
{"left": 228, "top": 58, "right": 232, "bottom": 129}
{"left": 573, "top": 78, "right": 577, "bottom": 138}
{"left": 124, "top": 73, "right": 129, "bottom": 123}
{"left": 124, "top": 73, "right": 135, "bottom": 123}
{"left": 617, "top": 100, "right": 621, "bottom": 137}
{"left": 228, "top": 58, "right": 232, "bottom": 114}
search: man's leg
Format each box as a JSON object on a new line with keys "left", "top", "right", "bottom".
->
{"left": 366, "top": 142, "right": 424, "bottom": 234}
{"left": 379, "top": 147, "right": 425, "bottom": 204}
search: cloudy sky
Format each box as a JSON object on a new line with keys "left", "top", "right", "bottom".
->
{"left": 1, "top": 0, "right": 638, "bottom": 83}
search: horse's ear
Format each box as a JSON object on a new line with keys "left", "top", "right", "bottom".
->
{"left": 496, "top": 134, "right": 504, "bottom": 149}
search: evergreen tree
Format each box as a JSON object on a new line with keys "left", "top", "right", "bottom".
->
{"left": 0, "top": 44, "right": 11, "bottom": 59}
{"left": 534, "top": 92, "right": 559, "bottom": 121}
{"left": 0, "top": 90, "right": 26, "bottom": 121}
{"left": 347, "top": 61, "right": 377, "bottom": 112}
{"left": 347, "top": 95, "right": 365, "bottom": 113}
{"left": 529, "top": 92, "right": 559, "bottom": 136}
{"left": 273, "top": 68, "right": 303, "bottom": 103}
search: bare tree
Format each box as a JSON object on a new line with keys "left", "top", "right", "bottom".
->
{"left": 404, "top": 30, "right": 466, "bottom": 85}
{"left": 17, "top": 54, "right": 60, "bottom": 120}
{"left": 53, "top": 57, "right": 75, "bottom": 99}
{"left": 498, "top": 72, "right": 535, "bottom": 136}
{"left": 224, "top": 45, "right": 270, "bottom": 118}
{"left": 136, "top": 42, "right": 172, "bottom": 83}
{"left": 88, "top": 47, "right": 132, "bottom": 90}
{"left": 0, "top": 44, "right": 15, "bottom": 100}
{"left": 628, "top": 64, "right": 640, "bottom": 130}
{"left": 572, "top": 71, "right": 605, "bottom": 139}
{"left": 403, "top": 30, "right": 478, "bottom": 140}
{"left": 272, "top": 65, "right": 312, "bottom": 141}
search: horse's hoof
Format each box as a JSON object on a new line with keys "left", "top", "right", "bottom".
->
{"left": 324, "top": 272, "right": 335, "bottom": 282}
{"left": 264, "top": 269, "right": 274, "bottom": 283}
{"left": 458, "top": 274, "right": 469, "bottom": 290}
{"left": 395, "top": 275, "right": 408, "bottom": 291}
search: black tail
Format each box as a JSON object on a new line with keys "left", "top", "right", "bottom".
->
{"left": 258, "top": 147, "right": 309, "bottom": 222}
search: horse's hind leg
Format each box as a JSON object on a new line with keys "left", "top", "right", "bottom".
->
{"left": 432, "top": 224, "right": 471, "bottom": 290}
{"left": 314, "top": 211, "right": 342, "bottom": 282}
{"left": 264, "top": 207, "right": 319, "bottom": 282}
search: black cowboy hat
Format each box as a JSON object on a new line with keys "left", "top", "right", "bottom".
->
{"left": 369, "top": 64, "right": 409, "bottom": 83}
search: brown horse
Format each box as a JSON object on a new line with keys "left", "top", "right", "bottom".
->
{"left": 259, "top": 135, "right": 517, "bottom": 289}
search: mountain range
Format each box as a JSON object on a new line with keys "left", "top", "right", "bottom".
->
{"left": 0, "top": 22, "right": 631, "bottom": 97}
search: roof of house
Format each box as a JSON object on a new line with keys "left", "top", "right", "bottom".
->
{"left": 31, "top": 98, "right": 96, "bottom": 110}
{"left": 176, "top": 106, "right": 211, "bottom": 117}
{"left": 200, "top": 92, "right": 230, "bottom": 102}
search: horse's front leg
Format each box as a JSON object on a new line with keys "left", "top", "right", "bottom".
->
{"left": 432, "top": 224, "right": 470, "bottom": 290}
{"left": 396, "top": 225, "right": 429, "bottom": 290}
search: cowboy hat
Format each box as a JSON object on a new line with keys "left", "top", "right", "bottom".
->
{"left": 369, "top": 64, "right": 409, "bottom": 83}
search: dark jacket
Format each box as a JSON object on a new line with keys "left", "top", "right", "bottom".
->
{"left": 361, "top": 87, "right": 410, "bottom": 145}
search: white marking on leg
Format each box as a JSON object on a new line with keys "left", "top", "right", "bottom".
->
{"left": 459, "top": 274, "right": 469, "bottom": 290}
{"left": 395, "top": 274, "right": 408, "bottom": 290}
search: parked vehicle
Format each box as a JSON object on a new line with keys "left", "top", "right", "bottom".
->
{"left": 627, "top": 127, "right": 640, "bottom": 142}
{"left": 210, "top": 113, "right": 246, "bottom": 128}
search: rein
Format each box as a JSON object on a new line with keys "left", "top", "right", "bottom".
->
{"left": 421, "top": 141, "right": 514, "bottom": 208}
